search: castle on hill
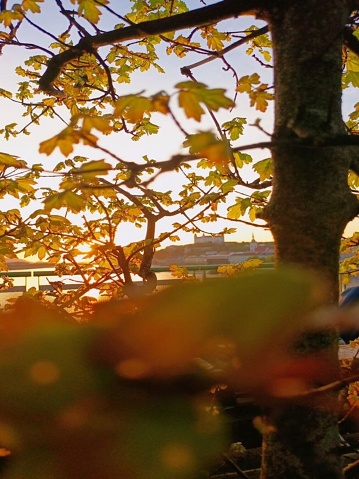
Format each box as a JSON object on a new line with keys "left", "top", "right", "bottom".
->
{"left": 194, "top": 234, "right": 225, "bottom": 245}
{"left": 154, "top": 234, "right": 274, "bottom": 266}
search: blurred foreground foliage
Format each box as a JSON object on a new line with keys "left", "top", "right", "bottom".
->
{"left": 0, "top": 268, "right": 341, "bottom": 479}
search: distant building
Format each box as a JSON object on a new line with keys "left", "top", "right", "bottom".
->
{"left": 205, "top": 255, "right": 229, "bottom": 265}
{"left": 249, "top": 233, "right": 257, "bottom": 252}
{"left": 228, "top": 234, "right": 274, "bottom": 263}
{"left": 194, "top": 234, "right": 225, "bottom": 245}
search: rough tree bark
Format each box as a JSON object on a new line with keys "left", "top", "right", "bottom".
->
{"left": 259, "top": 1, "right": 359, "bottom": 478}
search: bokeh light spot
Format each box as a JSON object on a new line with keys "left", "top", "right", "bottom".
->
{"left": 0, "top": 448, "right": 11, "bottom": 457}
{"left": 115, "top": 358, "right": 149, "bottom": 379}
{"left": 160, "top": 443, "right": 195, "bottom": 470}
{"left": 28, "top": 360, "right": 60, "bottom": 385}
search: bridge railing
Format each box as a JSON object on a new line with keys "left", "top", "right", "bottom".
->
{"left": 0, "top": 263, "right": 275, "bottom": 293}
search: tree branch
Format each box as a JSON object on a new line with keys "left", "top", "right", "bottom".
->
{"left": 181, "top": 25, "right": 269, "bottom": 73}
{"left": 343, "top": 25, "right": 359, "bottom": 57}
{"left": 38, "top": 0, "right": 265, "bottom": 94}
{"left": 350, "top": 156, "right": 359, "bottom": 177}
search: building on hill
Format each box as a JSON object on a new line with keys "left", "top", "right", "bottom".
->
{"left": 228, "top": 234, "right": 274, "bottom": 263}
{"left": 194, "top": 234, "right": 225, "bottom": 245}
{"left": 154, "top": 235, "right": 274, "bottom": 266}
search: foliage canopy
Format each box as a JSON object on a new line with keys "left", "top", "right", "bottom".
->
{"left": 1, "top": 1, "right": 359, "bottom": 478}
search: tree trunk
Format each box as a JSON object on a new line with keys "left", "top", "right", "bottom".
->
{"left": 260, "top": 2, "right": 358, "bottom": 478}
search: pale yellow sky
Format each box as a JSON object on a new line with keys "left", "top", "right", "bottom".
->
{"left": 0, "top": 1, "right": 357, "bottom": 249}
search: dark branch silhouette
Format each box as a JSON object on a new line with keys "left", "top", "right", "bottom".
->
{"left": 38, "top": 0, "right": 266, "bottom": 94}
{"left": 344, "top": 25, "right": 359, "bottom": 56}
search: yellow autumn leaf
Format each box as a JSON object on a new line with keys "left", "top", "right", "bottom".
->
{"left": 236, "top": 73, "right": 260, "bottom": 93}
{"left": 21, "top": 0, "right": 44, "bottom": 14}
{"left": 81, "top": 131, "right": 99, "bottom": 147}
{"left": 249, "top": 206, "right": 257, "bottom": 221}
{"left": 0, "top": 9, "right": 24, "bottom": 28}
{"left": 202, "top": 142, "right": 229, "bottom": 166}
{"left": 151, "top": 92, "right": 170, "bottom": 114}
{"left": 197, "top": 88, "right": 234, "bottom": 112}
{"left": 0, "top": 152, "right": 23, "bottom": 168}
{"left": 82, "top": 116, "right": 112, "bottom": 134}
{"left": 43, "top": 98, "right": 56, "bottom": 107}
{"left": 76, "top": 159, "right": 112, "bottom": 180}
{"left": 262, "top": 50, "right": 272, "bottom": 62}
{"left": 114, "top": 95, "right": 152, "bottom": 123}
{"left": 43, "top": 190, "right": 85, "bottom": 213}
{"left": 178, "top": 91, "right": 204, "bottom": 121}
{"left": 16, "top": 177, "right": 36, "bottom": 193}
{"left": 177, "top": 82, "right": 233, "bottom": 120}
{"left": 76, "top": 0, "right": 108, "bottom": 24}
{"left": 183, "top": 131, "right": 229, "bottom": 165}
{"left": 227, "top": 202, "right": 243, "bottom": 220}
{"left": 206, "top": 32, "right": 225, "bottom": 51}
{"left": 183, "top": 132, "right": 217, "bottom": 153}
{"left": 124, "top": 97, "right": 152, "bottom": 123}
{"left": 39, "top": 127, "right": 80, "bottom": 156}
{"left": 37, "top": 245, "right": 47, "bottom": 260}
{"left": 183, "top": 132, "right": 229, "bottom": 165}
{"left": 250, "top": 88, "right": 274, "bottom": 112}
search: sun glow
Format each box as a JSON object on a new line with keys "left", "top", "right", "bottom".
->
{"left": 76, "top": 242, "right": 94, "bottom": 255}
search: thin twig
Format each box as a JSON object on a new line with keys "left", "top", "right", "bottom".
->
{"left": 222, "top": 453, "right": 251, "bottom": 479}
{"left": 181, "top": 25, "right": 269, "bottom": 73}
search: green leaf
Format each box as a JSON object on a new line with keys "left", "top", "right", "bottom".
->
{"left": 226, "top": 202, "right": 241, "bottom": 220}
{"left": 343, "top": 71, "right": 359, "bottom": 88}
{"left": 178, "top": 90, "right": 204, "bottom": 121}
{"left": 348, "top": 52, "right": 359, "bottom": 73}
{"left": 175, "top": 81, "right": 207, "bottom": 90}
{"left": 43, "top": 191, "right": 86, "bottom": 213}
{"left": 76, "top": 0, "right": 108, "bottom": 23}
{"left": 253, "top": 158, "right": 272, "bottom": 181}
{"left": 176, "top": 82, "right": 233, "bottom": 121}
{"left": 122, "top": 396, "right": 226, "bottom": 479}
{"left": 95, "top": 268, "right": 324, "bottom": 385}
{"left": 227, "top": 198, "right": 251, "bottom": 219}
{"left": 221, "top": 178, "right": 238, "bottom": 193}
{"left": 222, "top": 117, "right": 247, "bottom": 141}
{"left": 233, "top": 152, "right": 253, "bottom": 168}
{"left": 197, "top": 88, "right": 234, "bottom": 111}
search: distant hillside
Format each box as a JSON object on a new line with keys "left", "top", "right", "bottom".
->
{"left": 5, "top": 258, "right": 49, "bottom": 270}
{"left": 154, "top": 240, "right": 274, "bottom": 266}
